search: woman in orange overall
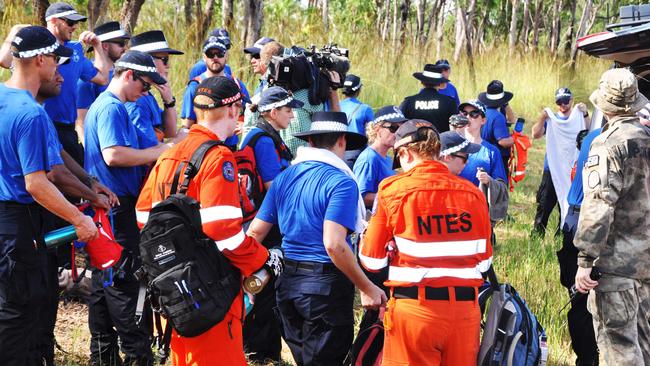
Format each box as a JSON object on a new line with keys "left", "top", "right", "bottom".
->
{"left": 359, "top": 120, "right": 493, "bottom": 365}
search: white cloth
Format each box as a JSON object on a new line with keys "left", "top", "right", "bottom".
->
{"left": 544, "top": 106, "right": 585, "bottom": 226}
{"left": 293, "top": 146, "right": 367, "bottom": 233}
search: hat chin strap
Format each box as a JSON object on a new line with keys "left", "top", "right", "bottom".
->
{"left": 486, "top": 92, "right": 504, "bottom": 100}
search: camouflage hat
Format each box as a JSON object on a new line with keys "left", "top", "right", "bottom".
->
{"left": 589, "top": 68, "right": 649, "bottom": 115}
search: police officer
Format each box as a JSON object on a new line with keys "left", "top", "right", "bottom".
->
{"left": 136, "top": 76, "right": 275, "bottom": 365}
{"left": 76, "top": 21, "right": 130, "bottom": 142}
{"left": 83, "top": 50, "right": 172, "bottom": 365}
{"left": 181, "top": 35, "right": 250, "bottom": 146}
{"left": 247, "top": 111, "right": 386, "bottom": 365}
{"left": 360, "top": 120, "right": 492, "bottom": 366}
{"left": 400, "top": 64, "right": 457, "bottom": 133}
{"left": 0, "top": 25, "right": 97, "bottom": 366}
{"left": 43, "top": 2, "right": 112, "bottom": 165}
{"left": 128, "top": 30, "right": 184, "bottom": 147}
{"left": 574, "top": 68, "right": 650, "bottom": 365}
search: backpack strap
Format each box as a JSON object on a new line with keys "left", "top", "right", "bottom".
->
{"left": 169, "top": 140, "right": 226, "bottom": 195}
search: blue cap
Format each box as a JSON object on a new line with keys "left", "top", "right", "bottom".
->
{"left": 209, "top": 28, "right": 231, "bottom": 49}
{"left": 458, "top": 99, "right": 486, "bottom": 116}
{"left": 244, "top": 37, "right": 274, "bottom": 55}
{"left": 257, "top": 86, "right": 304, "bottom": 112}
{"left": 11, "top": 26, "right": 73, "bottom": 65}
{"left": 203, "top": 36, "right": 227, "bottom": 54}
{"left": 114, "top": 50, "right": 166, "bottom": 85}
{"left": 555, "top": 87, "right": 572, "bottom": 101}
{"left": 374, "top": 105, "right": 407, "bottom": 124}
{"left": 435, "top": 59, "right": 451, "bottom": 70}
{"left": 439, "top": 131, "right": 481, "bottom": 156}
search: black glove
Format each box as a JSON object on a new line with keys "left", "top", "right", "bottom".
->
{"left": 264, "top": 247, "right": 284, "bottom": 278}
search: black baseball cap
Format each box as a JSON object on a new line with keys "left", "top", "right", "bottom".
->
{"left": 435, "top": 59, "right": 451, "bottom": 70}
{"left": 555, "top": 87, "right": 572, "bottom": 104}
{"left": 11, "top": 26, "right": 73, "bottom": 65}
{"left": 209, "top": 28, "right": 231, "bottom": 49}
{"left": 392, "top": 119, "right": 439, "bottom": 169}
{"left": 244, "top": 37, "right": 274, "bottom": 55}
{"left": 193, "top": 76, "right": 243, "bottom": 109}
{"left": 45, "top": 2, "right": 87, "bottom": 22}
{"left": 439, "top": 131, "right": 481, "bottom": 157}
{"left": 203, "top": 36, "right": 227, "bottom": 54}
{"left": 114, "top": 50, "right": 166, "bottom": 85}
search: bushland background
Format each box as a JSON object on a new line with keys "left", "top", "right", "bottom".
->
{"left": 0, "top": 0, "right": 639, "bottom": 364}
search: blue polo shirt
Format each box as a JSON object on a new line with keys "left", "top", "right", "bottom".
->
{"left": 0, "top": 84, "right": 51, "bottom": 203}
{"left": 566, "top": 128, "right": 602, "bottom": 207}
{"left": 241, "top": 128, "right": 289, "bottom": 183}
{"left": 353, "top": 147, "right": 394, "bottom": 196}
{"left": 459, "top": 140, "right": 507, "bottom": 186}
{"left": 187, "top": 60, "right": 232, "bottom": 81}
{"left": 76, "top": 68, "right": 113, "bottom": 109}
{"left": 438, "top": 82, "right": 460, "bottom": 107}
{"left": 256, "top": 161, "right": 359, "bottom": 263}
{"left": 43, "top": 41, "right": 98, "bottom": 124}
{"left": 181, "top": 72, "right": 249, "bottom": 147}
{"left": 482, "top": 107, "right": 511, "bottom": 159}
{"left": 84, "top": 91, "right": 142, "bottom": 197}
{"left": 341, "top": 98, "right": 374, "bottom": 136}
{"left": 126, "top": 93, "right": 162, "bottom": 149}
{"left": 46, "top": 118, "right": 64, "bottom": 168}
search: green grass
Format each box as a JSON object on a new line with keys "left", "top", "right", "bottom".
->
{"left": 0, "top": 0, "right": 614, "bottom": 364}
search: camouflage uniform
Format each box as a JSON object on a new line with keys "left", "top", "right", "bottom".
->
{"left": 574, "top": 69, "right": 650, "bottom": 365}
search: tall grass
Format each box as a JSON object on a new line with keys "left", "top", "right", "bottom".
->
{"left": 0, "top": 0, "right": 615, "bottom": 364}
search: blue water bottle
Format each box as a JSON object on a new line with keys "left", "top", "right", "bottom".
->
{"left": 44, "top": 225, "right": 77, "bottom": 249}
{"left": 514, "top": 118, "right": 525, "bottom": 133}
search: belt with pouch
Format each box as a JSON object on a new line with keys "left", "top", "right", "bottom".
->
{"left": 393, "top": 286, "right": 476, "bottom": 301}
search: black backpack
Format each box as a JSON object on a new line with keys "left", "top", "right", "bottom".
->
{"left": 137, "top": 141, "right": 241, "bottom": 358}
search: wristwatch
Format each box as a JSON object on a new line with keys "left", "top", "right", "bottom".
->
{"left": 163, "top": 96, "right": 176, "bottom": 109}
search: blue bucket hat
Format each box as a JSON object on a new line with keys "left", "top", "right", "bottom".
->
{"left": 257, "top": 86, "right": 304, "bottom": 112}
{"left": 373, "top": 105, "right": 408, "bottom": 124}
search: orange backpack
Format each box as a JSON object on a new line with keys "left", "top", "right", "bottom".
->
{"left": 508, "top": 131, "right": 532, "bottom": 192}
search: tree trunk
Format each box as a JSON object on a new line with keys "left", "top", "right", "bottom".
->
{"left": 242, "top": 0, "right": 264, "bottom": 48}
{"left": 508, "top": 0, "right": 519, "bottom": 55}
{"left": 87, "top": 0, "right": 107, "bottom": 29}
{"left": 531, "top": 0, "right": 542, "bottom": 48}
{"left": 320, "top": 0, "right": 329, "bottom": 32}
{"left": 198, "top": 0, "right": 216, "bottom": 41}
{"left": 435, "top": 0, "right": 446, "bottom": 58}
{"left": 398, "top": 0, "right": 410, "bottom": 46}
{"left": 184, "top": 0, "right": 193, "bottom": 26}
{"left": 474, "top": 3, "right": 489, "bottom": 52}
{"left": 33, "top": 0, "right": 49, "bottom": 26}
{"left": 453, "top": 3, "right": 466, "bottom": 62}
{"left": 392, "top": 0, "right": 398, "bottom": 46}
{"left": 415, "top": 0, "right": 427, "bottom": 44}
{"left": 464, "top": 0, "right": 477, "bottom": 89}
{"left": 222, "top": 0, "right": 233, "bottom": 29}
{"left": 381, "top": 0, "right": 391, "bottom": 40}
{"left": 520, "top": 0, "right": 530, "bottom": 48}
{"left": 570, "top": 0, "right": 593, "bottom": 63}
{"left": 561, "top": 0, "right": 577, "bottom": 56}
{"left": 120, "top": 0, "right": 146, "bottom": 33}
{"left": 549, "top": 0, "right": 562, "bottom": 55}
{"left": 424, "top": 0, "right": 440, "bottom": 43}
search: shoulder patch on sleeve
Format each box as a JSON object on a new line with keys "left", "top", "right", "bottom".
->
{"left": 585, "top": 155, "right": 599, "bottom": 168}
{"left": 222, "top": 161, "right": 235, "bottom": 182}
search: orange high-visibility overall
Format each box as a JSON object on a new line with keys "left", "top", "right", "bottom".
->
{"left": 360, "top": 160, "right": 492, "bottom": 366}
{"left": 136, "top": 125, "right": 269, "bottom": 366}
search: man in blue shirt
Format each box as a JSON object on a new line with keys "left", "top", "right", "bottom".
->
{"left": 247, "top": 111, "right": 385, "bottom": 366}
{"left": 84, "top": 50, "right": 171, "bottom": 365}
{"left": 434, "top": 59, "right": 460, "bottom": 107}
{"left": 341, "top": 74, "right": 374, "bottom": 168}
{"left": 43, "top": 2, "right": 112, "bottom": 165}
{"left": 187, "top": 28, "right": 232, "bottom": 80}
{"left": 181, "top": 36, "right": 250, "bottom": 147}
{"left": 128, "top": 30, "right": 185, "bottom": 149}
{"left": 0, "top": 26, "right": 97, "bottom": 365}
{"left": 75, "top": 21, "right": 129, "bottom": 142}
{"left": 478, "top": 80, "right": 514, "bottom": 175}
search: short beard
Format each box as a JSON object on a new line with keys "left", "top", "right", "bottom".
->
{"left": 209, "top": 62, "right": 225, "bottom": 75}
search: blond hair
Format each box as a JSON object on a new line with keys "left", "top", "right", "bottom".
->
{"left": 401, "top": 128, "right": 441, "bottom": 160}
{"left": 365, "top": 122, "right": 380, "bottom": 144}
{"left": 260, "top": 41, "right": 285, "bottom": 68}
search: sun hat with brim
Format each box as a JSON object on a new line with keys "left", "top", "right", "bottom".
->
{"left": 439, "top": 131, "right": 481, "bottom": 157}
{"left": 478, "top": 80, "right": 514, "bottom": 108}
{"left": 589, "top": 68, "right": 649, "bottom": 115}
{"left": 193, "top": 76, "right": 242, "bottom": 109}
{"left": 114, "top": 50, "right": 166, "bottom": 85}
{"left": 392, "top": 119, "right": 438, "bottom": 169}
{"left": 373, "top": 105, "right": 407, "bottom": 124}
{"left": 293, "top": 111, "right": 367, "bottom": 151}
{"left": 12, "top": 26, "right": 73, "bottom": 65}
{"left": 244, "top": 37, "right": 274, "bottom": 55}
{"left": 458, "top": 99, "right": 486, "bottom": 116}
{"left": 130, "top": 30, "right": 183, "bottom": 55}
{"left": 413, "top": 64, "right": 449, "bottom": 85}
{"left": 87, "top": 21, "right": 130, "bottom": 53}
{"left": 257, "top": 86, "right": 303, "bottom": 112}
{"left": 45, "top": 2, "right": 87, "bottom": 22}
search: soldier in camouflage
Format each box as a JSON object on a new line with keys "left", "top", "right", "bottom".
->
{"left": 574, "top": 68, "right": 650, "bottom": 365}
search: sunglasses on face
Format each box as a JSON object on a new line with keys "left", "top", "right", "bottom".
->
{"left": 62, "top": 19, "right": 79, "bottom": 27}
{"left": 133, "top": 73, "right": 151, "bottom": 92}
{"left": 205, "top": 50, "right": 226, "bottom": 59}
{"left": 152, "top": 55, "right": 170, "bottom": 66}
{"left": 381, "top": 124, "right": 400, "bottom": 133}
{"left": 251, "top": 53, "right": 261, "bottom": 60}
{"left": 451, "top": 153, "right": 469, "bottom": 163}
{"left": 43, "top": 53, "right": 61, "bottom": 64}
{"left": 460, "top": 109, "right": 483, "bottom": 118}
{"left": 556, "top": 98, "right": 572, "bottom": 106}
